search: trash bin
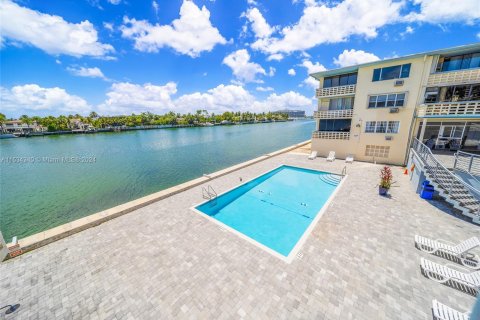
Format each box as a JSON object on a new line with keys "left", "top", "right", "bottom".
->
{"left": 420, "top": 181, "right": 435, "bottom": 200}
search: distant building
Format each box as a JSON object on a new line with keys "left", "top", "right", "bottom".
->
{"left": 273, "top": 109, "right": 306, "bottom": 118}
{"left": 69, "top": 119, "right": 95, "bottom": 131}
{"left": 1, "top": 120, "right": 46, "bottom": 134}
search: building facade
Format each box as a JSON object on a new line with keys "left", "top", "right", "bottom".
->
{"left": 310, "top": 43, "right": 480, "bottom": 165}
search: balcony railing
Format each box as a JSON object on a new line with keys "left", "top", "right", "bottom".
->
{"left": 313, "top": 109, "right": 353, "bottom": 119}
{"left": 312, "top": 131, "right": 350, "bottom": 140}
{"left": 316, "top": 84, "right": 356, "bottom": 98}
{"left": 427, "top": 68, "right": 480, "bottom": 86}
{"left": 417, "top": 101, "right": 480, "bottom": 117}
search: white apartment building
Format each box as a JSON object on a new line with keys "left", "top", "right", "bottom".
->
{"left": 310, "top": 43, "right": 480, "bottom": 166}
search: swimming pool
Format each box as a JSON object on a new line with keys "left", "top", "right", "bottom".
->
{"left": 194, "top": 165, "right": 344, "bottom": 261}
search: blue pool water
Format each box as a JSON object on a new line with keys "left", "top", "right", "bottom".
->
{"left": 196, "top": 165, "right": 341, "bottom": 257}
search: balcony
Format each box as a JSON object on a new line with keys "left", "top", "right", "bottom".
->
{"left": 316, "top": 84, "right": 356, "bottom": 98}
{"left": 417, "top": 101, "right": 480, "bottom": 118}
{"left": 313, "top": 109, "right": 353, "bottom": 119}
{"left": 427, "top": 68, "right": 480, "bottom": 86}
{"left": 312, "top": 131, "right": 350, "bottom": 140}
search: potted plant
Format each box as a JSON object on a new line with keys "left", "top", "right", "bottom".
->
{"left": 379, "top": 166, "right": 394, "bottom": 196}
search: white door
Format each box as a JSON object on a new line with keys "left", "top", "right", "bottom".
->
{"left": 0, "top": 231, "right": 8, "bottom": 262}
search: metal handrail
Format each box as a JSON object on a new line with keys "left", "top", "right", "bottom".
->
{"left": 341, "top": 166, "right": 347, "bottom": 178}
{"left": 454, "top": 151, "right": 480, "bottom": 176}
{"left": 412, "top": 139, "right": 480, "bottom": 212}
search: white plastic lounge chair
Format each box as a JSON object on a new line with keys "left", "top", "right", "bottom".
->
{"left": 345, "top": 154, "right": 354, "bottom": 163}
{"left": 308, "top": 151, "right": 317, "bottom": 160}
{"left": 432, "top": 300, "right": 470, "bottom": 320}
{"left": 420, "top": 258, "right": 480, "bottom": 294}
{"left": 326, "top": 151, "right": 335, "bottom": 162}
{"left": 415, "top": 235, "right": 480, "bottom": 269}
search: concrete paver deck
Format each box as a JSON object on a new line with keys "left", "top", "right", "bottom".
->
{"left": 1, "top": 152, "right": 478, "bottom": 319}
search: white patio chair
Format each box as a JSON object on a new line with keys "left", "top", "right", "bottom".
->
{"left": 345, "top": 154, "right": 354, "bottom": 163}
{"left": 420, "top": 258, "right": 480, "bottom": 294}
{"left": 326, "top": 151, "right": 335, "bottom": 162}
{"left": 432, "top": 300, "right": 470, "bottom": 320}
{"left": 415, "top": 235, "right": 480, "bottom": 269}
{"left": 308, "top": 151, "right": 317, "bottom": 160}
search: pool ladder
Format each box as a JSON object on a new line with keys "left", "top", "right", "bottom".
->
{"left": 341, "top": 166, "right": 347, "bottom": 179}
{"left": 202, "top": 185, "right": 218, "bottom": 205}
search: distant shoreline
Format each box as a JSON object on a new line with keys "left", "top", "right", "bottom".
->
{"left": 0, "top": 119, "right": 311, "bottom": 139}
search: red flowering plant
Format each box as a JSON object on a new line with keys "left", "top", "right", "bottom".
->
{"left": 379, "top": 166, "right": 395, "bottom": 189}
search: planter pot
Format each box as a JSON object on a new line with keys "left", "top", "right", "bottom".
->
{"left": 379, "top": 186, "right": 389, "bottom": 196}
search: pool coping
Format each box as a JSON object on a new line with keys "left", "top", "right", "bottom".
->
{"left": 190, "top": 165, "right": 348, "bottom": 263}
{"left": 2, "top": 140, "right": 311, "bottom": 261}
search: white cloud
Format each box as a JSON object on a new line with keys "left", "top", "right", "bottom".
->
{"left": 223, "top": 49, "right": 266, "bottom": 83}
{"left": 268, "top": 67, "right": 276, "bottom": 77}
{"left": 107, "top": 0, "right": 121, "bottom": 4}
{"left": 0, "top": 0, "right": 114, "bottom": 57}
{"left": 256, "top": 86, "right": 274, "bottom": 92}
{"left": 2, "top": 82, "right": 314, "bottom": 116}
{"left": 477, "top": 32, "right": 480, "bottom": 39}
{"left": 333, "top": 49, "right": 380, "bottom": 67}
{"left": 405, "top": 0, "right": 480, "bottom": 24}
{"left": 299, "top": 60, "right": 326, "bottom": 89}
{"left": 244, "top": 7, "right": 275, "bottom": 38}
{"left": 152, "top": 1, "right": 159, "bottom": 18}
{"left": 103, "top": 22, "right": 114, "bottom": 32}
{"left": 99, "top": 82, "right": 177, "bottom": 115}
{"left": 400, "top": 26, "right": 414, "bottom": 37}
{"left": 266, "top": 53, "right": 284, "bottom": 61}
{"left": 300, "top": 60, "right": 327, "bottom": 74}
{"left": 288, "top": 68, "right": 296, "bottom": 76}
{"left": 253, "top": 91, "right": 313, "bottom": 112}
{"left": 176, "top": 84, "right": 313, "bottom": 113}
{"left": 251, "top": 0, "right": 402, "bottom": 55}
{"left": 120, "top": 0, "right": 227, "bottom": 57}
{"left": 0, "top": 84, "right": 91, "bottom": 115}
{"left": 67, "top": 66, "right": 107, "bottom": 80}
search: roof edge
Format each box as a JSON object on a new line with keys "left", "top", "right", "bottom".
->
{"left": 310, "top": 43, "right": 480, "bottom": 80}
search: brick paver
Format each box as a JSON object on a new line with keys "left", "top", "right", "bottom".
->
{"left": 0, "top": 153, "right": 478, "bottom": 319}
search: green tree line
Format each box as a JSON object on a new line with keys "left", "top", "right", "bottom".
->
{"left": 0, "top": 111, "right": 289, "bottom": 132}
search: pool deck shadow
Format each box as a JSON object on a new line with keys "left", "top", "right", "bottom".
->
{"left": 0, "top": 151, "right": 478, "bottom": 319}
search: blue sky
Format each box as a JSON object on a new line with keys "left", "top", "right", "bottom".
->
{"left": 0, "top": 0, "right": 479, "bottom": 117}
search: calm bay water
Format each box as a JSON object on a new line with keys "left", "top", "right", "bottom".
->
{"left": 0, "top": 120, "right": 314, "bottom": 240}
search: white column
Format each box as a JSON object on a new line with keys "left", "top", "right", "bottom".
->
{"left": 419, "top": 118, "right": 427, "bottom": 141}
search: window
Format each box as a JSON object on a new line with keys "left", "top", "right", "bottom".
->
{"left": 424, "top": 85, "right": 480, "bottom": 103}
{"left": 387, "top": 121, "right": 400, "bottom": 133}
{"left": 323, "top": 73, "right": 358, "bottom": 88}
{"left": 436, "top": 52, "right": 480, "bottom": 72}
{"left": 372, "top": 63, "right": 411, "bottom": 81}
{"left": 365, "top": 145, "right": 390, "bottom": 158}
{"left": 328, "top": 97, "right": 354, "bottom": 110}
{"left": 365, "top": 121, "right": 376, "bottom": 133}
{"left": 319, "top": 119, "right": 351, "bottom": 132}
{"left": 365, "top": 121, "right": 400, "bottom": 134}
{"left": 368, "top": 93, "right": 406, "bottom": 108}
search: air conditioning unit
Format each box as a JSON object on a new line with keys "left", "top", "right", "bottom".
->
{"left": 394, "top": 80, "right": 404, "bottom": 86}
{"left": 385, "top": 136, "right": 393, "bottom": 141}
{"left": 389, "top": 107, "right": 400, "bottom": 113}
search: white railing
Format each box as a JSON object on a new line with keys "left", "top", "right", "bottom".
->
{"left": 316, "top": 84, "right": 356, "bottom": 98}
{"left": 412, "top": 138, "right": 480, "bottom": 215}
{"left": 427, "top": 68, "right": 480, "bottom": 86}
{"left": 417, "top": 101, "right": 480, "bottom": 117}
{"left": 454, "top": 151, "right": 480, "bottom": 177}
{"left": 312, "top": 131, "right": 350, "bottom": 140}
{"left": 313, "top": 109, "right": 353, "bottom": 119}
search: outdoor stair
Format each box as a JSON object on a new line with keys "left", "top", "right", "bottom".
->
{"left": 319, "top": 174, "right": 341, "bottom": 186}
{"left": 412, "top": 139, "right": 480, "bottom": 224}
